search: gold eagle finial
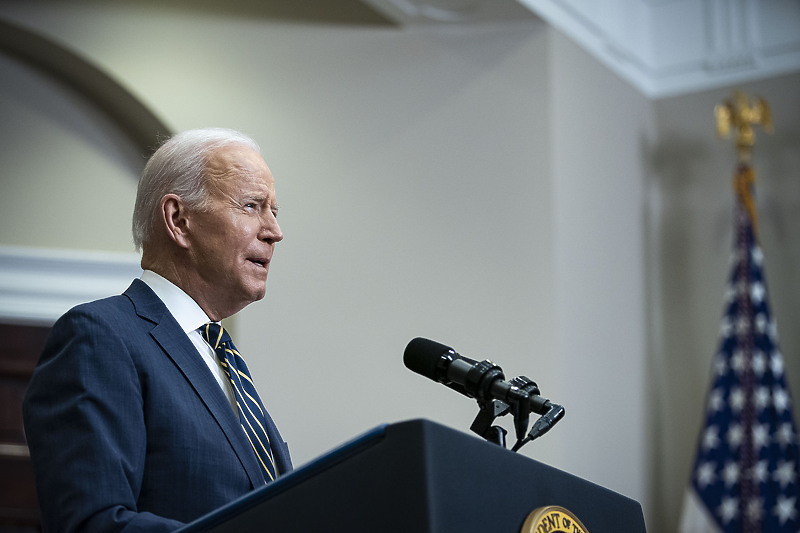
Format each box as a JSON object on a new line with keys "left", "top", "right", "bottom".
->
{"left": 715, "top": 90, "right": 773, "bottom": 161}
{"left": 716, "top": 90, "right": 774, "bottom": 233}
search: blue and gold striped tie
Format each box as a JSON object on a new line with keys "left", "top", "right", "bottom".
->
{"left": 201, "top": 322, "right": 277, "bottom": 483}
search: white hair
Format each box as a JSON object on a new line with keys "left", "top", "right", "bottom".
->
{"left": 132, "top": 128, "right": 260, "bottom": 252}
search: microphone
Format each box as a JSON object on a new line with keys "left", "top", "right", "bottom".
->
{"left": 403, "top": 337, "right": 550, "bottom": 416}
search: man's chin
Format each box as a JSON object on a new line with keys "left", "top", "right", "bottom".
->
{"left": 246, "top": 282, "right": 268, "bottom": 303}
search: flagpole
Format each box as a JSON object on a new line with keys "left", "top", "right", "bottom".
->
{"left": 679, "top": 92, "right": 800, "bottom": 532}
{"left": 715, "top": 90, "right": 773, "bottom": 233}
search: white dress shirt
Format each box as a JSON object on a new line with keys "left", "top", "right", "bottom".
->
{"left": 140, "top": 270, "right": 237, "bottom": 412}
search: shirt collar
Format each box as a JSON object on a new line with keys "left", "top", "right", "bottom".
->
{"left": 140, "top": 270, "right": 212, "bottom": 334}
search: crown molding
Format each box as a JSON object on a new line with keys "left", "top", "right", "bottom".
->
{"left": 0, "top": 246, "right": 141, "bottom": 325}
{"left": 518, "top": 0, "right": 800, "bottom": 98}
{"left": 362, "top": 0, "right": 800, "bottom": 98}
{"left": 361, "top": 0, "right": 537, "bottom": 25}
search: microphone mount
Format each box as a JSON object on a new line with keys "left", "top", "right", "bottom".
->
{"left": 407, "top": 338, "right": 564, "bottom": 451}
{"left": 462, "top": 361, "right": 564, "bottom": 451}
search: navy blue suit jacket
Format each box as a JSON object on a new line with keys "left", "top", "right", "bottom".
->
{"left": 23, "top": 279, "right": 292, "bottom": 532}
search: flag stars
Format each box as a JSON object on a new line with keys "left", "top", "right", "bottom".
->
{"left": 754, "top": 386, "right": 770, "bottom": 411}
{"left": 776, "top": 423, "right": 796, "bottom": 448}
{"left": 753, "top": 423, "right": 770, "bottom": 450}
{"left": 714, "top": 352, "right": 729, "bottom": 376}
{"left": 730, "top": 387, "right": 745, "bottom": 413}
{"left": 707, "top": 388, "right": 724, "bottom": 413}
{"left": 750, "top": 460, "right": 769, "bottom": 484}
{"left": 752, "top": 351, "right": 766, "bottom": 377}
{"left": 773, "top": 387, "right": 790, "bottom": 413}
{"left": 774, "top": 495, "right": 797, "bottom": 525}
{"left": 732, "top": 350, "right": 748, "bottom": 375}
{"left": 771, "top": 352, "right": 785, "bottom": 377}
{"left": 773, "top": 461, "right": 798, "bottom": 489}
{"left": 751, "top": 245, "right": 763, "bottom": 266}
{"left": 768, "top": 319, "right": 779, "bottom": 341}
{"left": 720, "top": 316, "right": 733, "bottom": 339}
{"left": 727, "top": 423, "right": 744, "bottom": 449}
{"left": 703, "top": 425, "right": 721, "bottom": 451}
{"left": 722, "top": 461, "right": 740, "bottom": 487}
{"left": 755, "top": 313, "right": 768, "bottom": 334}
{"left": 696, "top": 461, "right": 716, "bottom": 489}
{"left": 750, "top": 282, "right": 765, "bottom": 304}
{"left": 718, "top": 496, "right": 739, "bottom": 524}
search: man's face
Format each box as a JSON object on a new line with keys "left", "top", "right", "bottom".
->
{"left": 185, "top": 145, "right": 283, "bottom": 319}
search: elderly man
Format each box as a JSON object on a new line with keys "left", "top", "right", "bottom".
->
{"left": 23, "top": 128, "right": 291, "bottom": 532}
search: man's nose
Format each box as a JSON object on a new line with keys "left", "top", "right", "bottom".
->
{"left": 260, "top": 212, "right": 283, "bottom": 243}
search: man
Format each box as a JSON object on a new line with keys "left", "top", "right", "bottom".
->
{"left": 23, "top": 128, "right": 291, "bottom": 532}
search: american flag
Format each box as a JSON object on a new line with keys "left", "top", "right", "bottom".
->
{"left": 680, "top": 163, "right": 800, "bottom": 532}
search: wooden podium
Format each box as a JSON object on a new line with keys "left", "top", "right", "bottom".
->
{"left": 177, "top": 419, "right": 646, "bottom": 532}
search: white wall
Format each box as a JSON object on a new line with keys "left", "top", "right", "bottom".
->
{"left": 230, "top": 20, "right": 557, "bottom": 471}
{"left": 548, "top": 29, "right": 653, "bottom": 514}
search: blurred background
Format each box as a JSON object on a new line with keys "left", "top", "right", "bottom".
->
{"left": 0, "top": 1, "right": 799, "bottom": 531}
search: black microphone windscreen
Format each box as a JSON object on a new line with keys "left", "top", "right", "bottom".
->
{"left": 404, "top": 337, "right": 452, "bottom": 380}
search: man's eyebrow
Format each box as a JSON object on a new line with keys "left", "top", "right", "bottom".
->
{"left": 239, "top": 193, "right": 267, "bottom": 203}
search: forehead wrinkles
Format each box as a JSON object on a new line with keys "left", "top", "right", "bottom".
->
{"left": 207, "top": 146, "right": 256, "bottom": 179}
{"left": 204, "top": 146, "right": 273, "bottom": 196}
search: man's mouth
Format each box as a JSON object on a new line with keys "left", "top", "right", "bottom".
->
{"left": 247, "top": 258, "right": 269, "bottom": 268}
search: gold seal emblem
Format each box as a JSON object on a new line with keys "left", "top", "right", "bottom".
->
{"left": 520, "top": 505, "right": 589, "bottom": 533}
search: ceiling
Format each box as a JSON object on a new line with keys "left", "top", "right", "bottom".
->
{"left": 5, "top": 0, "right": 798, "bottom": 99}
{"left": 362, "top": 0, "right": 800, "bottom": 99}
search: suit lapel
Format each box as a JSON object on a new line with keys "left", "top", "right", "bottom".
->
{"left": 124, "top": 280, "right": 265, "bottom": 488}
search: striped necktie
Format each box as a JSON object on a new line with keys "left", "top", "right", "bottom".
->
{"left": 201, "top": 322, "right": 277, "bottom": 483}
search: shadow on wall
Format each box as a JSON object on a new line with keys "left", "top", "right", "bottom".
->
{"left": 0, "top": 17, "right": 172, "bottom": 171}
{"left": 8, "top": 0, "right": 396, "bottom": 25}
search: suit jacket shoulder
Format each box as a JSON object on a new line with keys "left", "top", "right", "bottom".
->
{"left": 23, "top": 279, "right": 287, "bottom": 532}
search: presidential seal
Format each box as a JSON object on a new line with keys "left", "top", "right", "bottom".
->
{"left": 520, "top": 505, "right": 589, "bottom": 533}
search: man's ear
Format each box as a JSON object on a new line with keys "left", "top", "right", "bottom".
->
{"left": 161, "top": 194, "right": 192, "bottom": 249}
